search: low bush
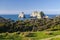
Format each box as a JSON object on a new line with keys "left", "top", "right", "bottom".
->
{"left": 45, "top": 31, "right": 53, "bottom": 35}
{"left": 25, "top": 33, "right": 37, "bottom": 37}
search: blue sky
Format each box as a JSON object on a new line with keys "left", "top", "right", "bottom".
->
{"left": 0, "top": 0, "right": 60, "bottom": 15}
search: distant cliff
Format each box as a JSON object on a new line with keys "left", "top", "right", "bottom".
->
{"left": 0, "top": 16, "right": 14, "bottom": 23}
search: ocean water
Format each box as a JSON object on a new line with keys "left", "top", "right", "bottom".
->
{"left": 0, "top": 14, "right": 56, "bottom": 21}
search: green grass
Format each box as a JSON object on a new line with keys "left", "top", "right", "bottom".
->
{"left": 0, "top": 31, "right": 60, "bottom": 40}
{"left": 19, "top": 31, "right": 60, "bottom": 40}
{"left": 51, "top": 38, "right": 60, "bottom": 40}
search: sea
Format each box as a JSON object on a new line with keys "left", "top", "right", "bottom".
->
{"left": 0, "top": 14, "right": 56, "bottom": 21}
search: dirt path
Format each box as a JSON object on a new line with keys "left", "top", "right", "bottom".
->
{"left": 40, "top": 35, "right": 60, "bottom": 40}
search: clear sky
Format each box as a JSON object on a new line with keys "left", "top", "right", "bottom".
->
{"left": 0, "top": 0, "right": 60, "bottom": 15}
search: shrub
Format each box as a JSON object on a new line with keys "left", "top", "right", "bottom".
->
{"left": 16, "top": 31, "right": 20, "bottom": 34}
{"left": 25, "top": 33, "right": 36, "bottom": 37}
{"left": 45, "top": 31, "right": 53, "bottom": 35}
{"left": 5, "top": 32, "right": 9, "bottom": 36}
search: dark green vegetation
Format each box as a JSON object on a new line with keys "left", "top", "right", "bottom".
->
{"left": 0, "top": 15, "right": 60, "bottom": 32}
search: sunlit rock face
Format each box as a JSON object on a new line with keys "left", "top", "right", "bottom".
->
{"left": 45, "top": 16, "right": 49, "bottom": 18}
{"left": 30, "top": 11, "right": 45, "bottom": 19}
{"left": 30, "top": 11, "right": 38, "bottom": 17}
{"left": 56, "top": 15, "right": 60, "bottom": 18}
{"left": 18, "top": 12, "right": 25, "bottom": 18}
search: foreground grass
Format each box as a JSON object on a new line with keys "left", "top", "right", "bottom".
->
{"left": 51, "top": 37, "right": 60, "bottom": 40}
{"left": 0, "top": 31, "right": 60, "bottom": 40}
